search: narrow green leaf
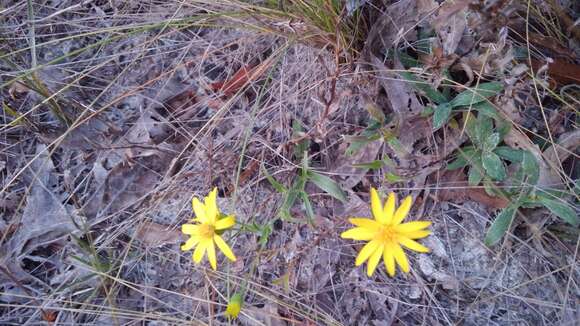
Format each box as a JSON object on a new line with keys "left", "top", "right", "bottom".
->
{"left": 482, "top": 152, "right": 506, "bottom": 180}
{"left": 261, "top": 164, "right": 287, "bottom": 193}
{"left": 352, "top": 160, "right": 384, "bottom": 170}
{"left": 450, "top": 82, "right": 503, "bottom": 108}
{"left": 307, "top": 171, "right": 347, "bottom": 202}
{"left": 292, "top": 120, "right": 309, "bottom": 159}
{"left": 433, "top": 103, "right": 453, "bottom": 130}
{"left": 485, "top": 206, "right": 518, "bottom": 246}
{"left": 385, "top": 172, "right": 403, "bottom": 183}
{"left": 539, "top": 197, "right": 579, "bottom": 227}
{"left": 299, "top": 191, "right": 316, "bottom": 225}
{"left": 494, "top": 147, "right": 523, "bottom": 162}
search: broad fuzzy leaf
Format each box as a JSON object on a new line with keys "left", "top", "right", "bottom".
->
{"left": 485, "top": 206, "right": 517, "bottom": 246}
{"left": 450, "top": 82, "right": 503, "bottom": 108}
{"left": 433, "top": 102, "right": 453, "bottom": 130}
{"left": 482, "top": 152, "right": 506, "bottom": 180}
{"left": 539, "top": 197, "right": 579, "bottom": 227}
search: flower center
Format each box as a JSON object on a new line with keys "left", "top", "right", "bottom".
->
{"left": 377, "top": 225, "right": 397, "bottom": 243}
{"left": 199, "top": 224, "right": 215, "bottom": 238}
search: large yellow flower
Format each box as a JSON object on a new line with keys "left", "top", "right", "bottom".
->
{"left": 181, "top": 188, "right": 236, "bottom": 270}
{"left": 341, "top": 188, "right": 431, "bottom": 277}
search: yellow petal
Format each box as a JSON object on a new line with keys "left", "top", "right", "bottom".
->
{"left": 348, "top": 218, "right": 380, "bottom": 229}
{"left": 193, "top": 238, "right": 210, "bottom": 263}
{"left": 207, "top": 242, "right": 217, "bottom": 270}
{"left": 366, "top": 245, "right": 384, "bottom": 276}
{"left": 402, "top": 230, "right": 431, "bottom": 239}
{"left": 341, "top": 227, "right": 376, "bottom": 240}
{"left": 215, "top": 215, "right": 235, "bottom": 230}
{"left": 383, "top": 246, "right": 396, "bottom": 277}
{"left": 399, "top": 237, "right": 430, "bottom": 253}
{"left": 395, "top": 221, "right": 431, "bottom": 233}
{"left": 214, "top": 235, "right": 236, "bottom": 261}
{"left": 181, "top": 237, "right": 199, "bottom": 251}
{"left": 370, "top": 188, "right": 385, "bottom": 222}
{"left": 205, "top": 188, "right": 218, "bottom": 223}
{"left": 382, "top": 192, "right": 396, "bottom": 224}
{"left": 355, "top": 239, "right": 379, "bottom": 266}
{"left": 392, "top": 195, "right": 413, "bottom": 225}
{"left": 192, "top": 198, "right": 208, "bottom": 223}
{"left": 182, "top": 224, "right": 199, "bottom": 235}
{"left": 392, "top": 244, "right": 410, "bottom": 273}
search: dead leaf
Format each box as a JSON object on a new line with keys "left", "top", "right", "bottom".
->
{"left": 332, "top": 139, "right": 383, "bottom": 189}
{"left": 211, "top": 57, "right": 274, "bottom": 97}
{"left": 135, "top": 221, "right": 181, "bottom": 247}
{"left": 431, "top": 0, "right": 469, "bottom": 55}
{"left": 543, "top": 129, "right": 580, "bottom": 168}
{"left": 434, "top": 169, "right": 509, "bottom": 209}
{"left": 530, "top": 58, "right": 580, "bottom": 86}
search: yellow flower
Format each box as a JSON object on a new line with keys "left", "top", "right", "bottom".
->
{"left": 181, "top": 188, "right": 236, "bottom": 270}
{"left": 341, "top": 188, "right": 431, "bottom": 277}
{"left": 225, "top": 292, "right": 243, "bottom": 320}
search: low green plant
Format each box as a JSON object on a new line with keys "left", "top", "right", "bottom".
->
{"left": 263, "top": 120, "right": 347, "bottom": 225}
{"left": 446, "top": 112, "right": 578, "bottom": 245}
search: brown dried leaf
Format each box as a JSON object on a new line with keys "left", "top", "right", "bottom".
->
{"left": 135, "top": 221, "right": 181, "bottom": 247}
{"left": 431, "top": 0, "right": 469, "bottom": 55}
{"left": 435, "top": 169, "right": 509, "bottom": 209}
{"left": 211, "top": 57, "right": 274, "bottom": 97}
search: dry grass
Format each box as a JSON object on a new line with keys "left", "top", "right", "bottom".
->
{"left": 0, "top": 0, "right": 578, "bottom": 325}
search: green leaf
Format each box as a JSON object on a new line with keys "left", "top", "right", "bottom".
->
{"left": 538, "top": 197, "right": 579, "bottom": 227}
{"left": 447, "top": 155, "right": 468, "bottom": 170}
{"left": 464, "top": 113, "right": 480, "bottom": 145}
{"left": 472, "top": 102, "right": 500, "bottom": 119}
{"left": 299, "top": 191, "right": 316, "bottom": 225}
{"left": 447, "top": 148, "right": 478, "bottom": 170}
{"left": 352, "top": 160, "right": 384, "bottom": 170}
{"left": 494, "top": 147, "right": 523, "bottom": 162}
{"left": 399, "top": 71, "right": 448, "bottom": 104}
{"left": 476, "top": 115, "right": 494, "bottom": 147}
{"left": 292, "top": 120, "right": 310, "bottom": 160}
{"left": 521, "top": 151, "right": 539, "bottom": 186}
{"left": 482, "top": 152, "right": 506, "bottom": 180}
{"left": 345, "top": 121, "right": 382, "bottom": 156}
{"left": 307, "top": 171, "right": 347, "bottom": 202}
{"left": 485, "top": 206, "right": 518, "bottom": 246}
{"left": 468, "top": 166, "right": 484, "bottom": 186}
{"left": 450, "top": 82, "right": 503, "bottom": 108}
{"left": 261, "top": 163, "right": 287, "bottom": 193}
{"left": 385, "top": 172, "right": 403, "bottom": 183}
{"left": 483, "top": 133, "right": 501, "bottom": 152}
{"left": 433, "top": 102, "right": 453, "bottom": 130}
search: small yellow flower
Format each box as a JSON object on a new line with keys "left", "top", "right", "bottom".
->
{"left": 225, "top": 292, "right": 243, "bottom": 320}
{"left": 341, "top": 188, "right": 431, "bottom": 277}
{"left": 181, "top": 188, "right": 237, "bottom": 270}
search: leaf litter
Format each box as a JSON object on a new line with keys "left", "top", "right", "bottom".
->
{"left": 0, "top": 1, "right": 578, "bottom": 325}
